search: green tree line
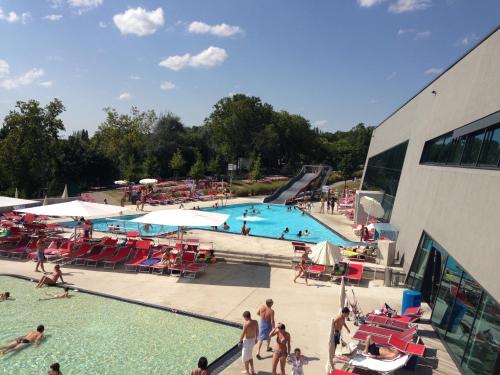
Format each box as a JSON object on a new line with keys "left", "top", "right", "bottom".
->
{"left": 0, "top": 94, "right": 373, "bottom": 198}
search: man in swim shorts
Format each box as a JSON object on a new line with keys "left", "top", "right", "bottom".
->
{"left": 0, "top": 325, "right": 44, "bottom": 355}
{"left": 239, "top": 311, "right": 259, "bottom": 375}
{"left": 256, "top": 298, "right": 275, "bottom": 359}
{"left": 328, "top": 307, "right": 351, "bottom": 369}
{"left": 363, "top": 335, "right": 401, "bottom": 360}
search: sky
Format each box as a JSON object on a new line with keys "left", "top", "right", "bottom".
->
{"left": 0, "top": 0, "right": 499, "bottom": 135}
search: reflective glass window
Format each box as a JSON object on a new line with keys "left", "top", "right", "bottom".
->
{"left": 462, "top": 293, "right": 500, "bottom": 375}
{"left": 447, "top": 138, "right": 466, "bottom": 164}
{"left": 461, "top": 130, "right": 485, "bottom": 165}
{"left": 478, "top": 126, "right": 500, "bottom": 166}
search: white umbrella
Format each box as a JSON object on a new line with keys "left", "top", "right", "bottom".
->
{"left": 0, "top": 196, "right": 38, "bottom": 208}
{"left": 131, "top": 209, "right": 229, "bottom": 227}
{"left": 14, "top": 188, "right": 18, "bottom": 199}
{"left": 308, "top": 241, "right": 342, "bottom": 266}
{"left": 16, "top": 200, "right": 124, "bottom": 217}
{"left": 61, "top": 184, "right": 68, "bottom": 199}
{"left": 360, "top": 196, "right": 384, "bottom": 223}
{"left": 139, "top": 178, "right": 158, "bottom": 185}
{"left": 114, "top": 180, "right": 129, "bottom": 185}
{"left": 339, "top": 276, "right": 347, "bottom": 312}
{"left": 42, "top": 196, "right": 48, "bottom": 206}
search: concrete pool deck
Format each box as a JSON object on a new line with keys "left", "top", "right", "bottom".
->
{"left": 0, "top": 198, "right": 460, "bottom": 374}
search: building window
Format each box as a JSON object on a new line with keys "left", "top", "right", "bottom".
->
{"left": 420, "top": 111, "right": 500, "bottom": 169}
{"left": 362, "top": 141, "right": 409, "bottom": 222}
{"left": 407, "top": 232, "right": 500, "bottom": 375}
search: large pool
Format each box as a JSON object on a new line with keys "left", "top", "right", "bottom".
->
{"left": 0, "top": 276, "right": 239, "bottom": 375}
{"left": 61, "top": 203, "right": 354, "bottom": 246}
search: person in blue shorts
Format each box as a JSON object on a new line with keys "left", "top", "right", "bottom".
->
{"left": 256, "top": 299, "right": 275, "bottom": 360}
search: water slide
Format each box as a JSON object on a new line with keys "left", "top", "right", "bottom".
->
{"left": 264, "top": 165, "right": 331, "bottom": 204}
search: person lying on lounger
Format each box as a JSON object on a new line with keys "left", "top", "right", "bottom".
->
{"left": 38, "top": 287, "right": 71, "bottom": 301}
{"left": 0, "top": 325, "right": 44, "bottom": 355}
{"left": 363, "top": 335, "right": 401, "bottom": 360}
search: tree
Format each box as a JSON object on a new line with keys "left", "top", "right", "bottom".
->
{"left": 189, "top": 152, "right": 205, "bottom": 181}
{"left": 250, "top": 155, "right": 262, "bottom": 181}
{"left": 170, "top": 148, "right": 186, "bottom": 178}
{"left": 0, "top": 99, "right": 65, "bottom": 197}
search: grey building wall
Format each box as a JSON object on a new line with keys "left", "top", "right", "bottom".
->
{"left": 361, "top": 28, "right": 500, "bottom": 300}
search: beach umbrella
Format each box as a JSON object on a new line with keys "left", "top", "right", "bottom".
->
{"left": 0, "top": 196, "right": 38, "bottom": 208}
{"left": 14, "top": 188, "right": 18, "bottom": 199}
{"left": 42, "top": 196, "right": 48, "bottom": 206}
{"left": 308, "top": 241, "right": 342, "bottom": 266}
{"left": 139, "top": 178, "right": 158, "bottom": 185}
{"left": 114, "top": 180, "right": 129, "bottom": 185}
{"left": 360, "top": 196, "right": 384, "bottom": 223}
{"left": 339, "top": 276, "right": 347, "bottom": 312}
{"left": 61, "top": 184, "right": 68, "bottom": 199}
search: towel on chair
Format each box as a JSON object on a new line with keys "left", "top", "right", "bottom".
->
{"left": 241, "top": 338, "right": 255, "bottom": 363}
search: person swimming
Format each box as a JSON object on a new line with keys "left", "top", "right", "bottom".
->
{"left": 0, "top": 325, "right": 45, "bottom": 355}
{"left": 39, "top": 287, "right": 71, "bottom": 301}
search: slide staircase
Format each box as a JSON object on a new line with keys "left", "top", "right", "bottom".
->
{"left": 264, "top": 165, "right": 331, "bottom": 204}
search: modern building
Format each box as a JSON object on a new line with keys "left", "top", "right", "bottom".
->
{"left": 360, "top": 26, "right": 500, "bottom": 375}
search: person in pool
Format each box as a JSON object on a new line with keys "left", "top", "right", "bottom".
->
{"left": 39, "top": 287, "right": 71, "bottom": 301}
{"left": 48, "top": 362, "right": 63, "bottom": 375}
{"left": 223, "top": 222, "right": 230, "bottom": 230}
{"left": 303, "top": 230, "right": 310, "bottom": 237}
{"left": 0, "top": 291, "right": 11, "bottom": 301}
{"left": 36, "top": 265, "right": 64, "bottom": 288}
{"left": 270, "top": 323, "right": 291, "bottom": 375}
{"left": 297, "top": 230, "right": 302, "bottom": 238}
{"left": 0, "top": 325, "right": 44, "bottom": 355}
{"left": 190, "top": 356, "right": 209, "bottom": 375}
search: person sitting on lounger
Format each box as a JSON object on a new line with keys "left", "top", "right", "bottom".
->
{"left": 0, "top": 325, "right": 44, "bottom": 355}
{"left": 36, "top": 265, "right": 64, "bottom": 288}
{"left": 39, "top": 287, "right": 71, "bottom": 301}
{"left": 363, "top": 335, "right": 401, "bottom": 360}
{"left": 0, "top": 292, "right": 11, "bottom": 301}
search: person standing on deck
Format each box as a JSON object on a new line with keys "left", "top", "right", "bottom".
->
{"left": 256, "top": 299, "right": 276, "bottom": 359}
{"left": 239, "top": 311, "right": 259, "bottom": 375}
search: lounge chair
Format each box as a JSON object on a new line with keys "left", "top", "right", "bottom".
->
{"left": 0, "top": 237, "right": 29, "bottom": 257}
{"left": 84, "top": 246, "right": 118, "bottom": 267}
{"left": 365, "top": 315, "right": 413, "bottom": 330}
{"left": 346, "top": 263, "right": 363, "bottom": 285}
{"left": 60, "top": 243, "right": 93, "bottom": 263}
{"left": 182, "top": 263, "right": 204, "bottom": 279}
{"left": 308, "top": 264, "right": 326, "bottom": 280}
{"left": 342, "top": 354, "right": 410, "bottom": 375}
{"left": 123, "top": 247, "right": 150, "bottom": 272}
{"left": 10, "top": 239, "right": 37, "bottom": 259}
{"left": 46, "top": 241, "right": 73, "bottom": 262}
{"left": 330, "top": 370, "right": 359, "bottom": 375}
{"left": 388, "top": 335, "right": 426, "bottom": 357}
{"left": 102, "top": 247, "right": 132, "bottom": 269}
{"left": 356, "top": 324, "right": 417, "bottom": 342}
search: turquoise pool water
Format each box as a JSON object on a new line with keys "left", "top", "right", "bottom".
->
{"left": 61, "top": 203, "right": 354, "bottom": 245}
{"left": 0, "top": 276, "right": 239, "bottom": 375}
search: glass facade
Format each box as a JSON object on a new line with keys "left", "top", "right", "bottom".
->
{"left": 407, "top": 233, "right": 500, "bottom": 375}
{"left": 362, "top": 141, "right": 408, "bottom": 222}
{"left": 420, "top": 122, "right": 500, "bottom": 169}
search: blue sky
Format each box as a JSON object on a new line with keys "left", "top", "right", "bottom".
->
{"left": 0, "top": 0, "right": 499, "bottom": 134}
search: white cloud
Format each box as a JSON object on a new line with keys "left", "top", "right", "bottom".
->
{"left": 424, "top": 67, "right": 443, "bottom": 75}
{"left": 128, "top": 75, "right": 141, "bottom": 80}
{"left": 113, "top": 7, "right": 164, "bottom": 36}
{"left": 39, "top": 81, "right": 53, "bottom": 87}
{"left": 389, "top": 0, "right": 432, "bottom": 13}
{"left": 0, "top": 8, "right": 30, "bottom": 24}
{"left": 0, "top": 68, "right": 45, "bottom": 90}
{"left": 397, "top": 28, "right": 415, "bottom": 35}
{"left": 68, "top": 0, "right": 102, "bottom": 13}
{"left": 415, "top": 30, "right": 431, "bottom": 39}
{"left": 44, "top": 14, "right": 63, "bottom": 21}
{"left": 314, "top": 120, "right": 328, "bottom": 128}
{"left": 188, "top": 21, "right": 243, "bottom": 37}
{"left": 117, "top": 92, "right": 132, "bottom": 101}
{"left": 387, "top": 71, "right": 397, "bottom": 80}
{"left": 159, "top": 46, "right": 228, "bottom": 71}
{"left": 458, "top": 33, "right": 479, "bottom": 46}
{"left": 160, "top": 81, "right": 175, "bottom": 90}
{"left": 369, "top": 98, "right": 379, "bottom": 104}
{"left": 357, "top": 0, "right": 385, "bottom": 8}
{"left": 98, "top": 21, "right": 107, "bottom": 28}
{"left": 49, "top": 0, "right": 64, "bottom": 8}
{"left": 0, "top": 60, "right": 10, "bottom": 77}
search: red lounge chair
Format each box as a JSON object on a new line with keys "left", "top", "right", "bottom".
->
{"left": 46, "top": 241, "right": 73, "bottom": 262}
{"left": 330, "top": 370, "right": 359, "bottom": 375}
{"left": 365, "top": 314, "right": 414, "bottom": 330}
{"left": 346, "top": 263, "right": 363, "bottom": 285}
{"left": 84, "top": 246, "right": 118, "bottom": 267}
{"left": 388, "top": 335, "right": 426, "bottom": 357}
{"left": 354, "top": 324, "right": 417, "bottom": 343}
{"left": 61, "top": 243, "right": 93, "bottom": 263}
{"left": 10, "top": 239, "right": 37, "bottom": 259}
{"left": 0, "top": 237, "right": 29, "bottom": 257}
{"left": 102, "top": 247, "right": 132, "bottom": 269}
{"left": 308, "top": 265, "right": 326, "bottom": 279}
{"left": 124, "top": 248, "right": 150, "bottom": 272}
{"left": 73, "top": 244, "right": 105, "bottom": 265}
{"left": 28, "top": 241, "right": 59, "bottom": 260}
{"left": 182, "top": 263, "right": 204, "bottom": 279}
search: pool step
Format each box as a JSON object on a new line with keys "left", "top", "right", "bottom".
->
{"left": 216, "top": 249, "right": 293, "bottom": 269}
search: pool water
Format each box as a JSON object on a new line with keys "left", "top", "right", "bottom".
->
{"left": 203, "top": 203, "right": 354, "bottom": 246}
{"left": 0, "top": 276, "right": 239, "bottom": 375}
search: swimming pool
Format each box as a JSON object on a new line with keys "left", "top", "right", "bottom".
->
{"left": 0, "top": 276, "right": 239, "bottom": 375}
{"left": 203, "top": 203, "right": 354, "bottom": 246}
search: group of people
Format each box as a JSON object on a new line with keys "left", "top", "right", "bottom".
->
{"left": 319, "top": 195, "right": 337, "bottom": 214}
{"left": 238, "top": 299, "right": 306, "bottom": 375}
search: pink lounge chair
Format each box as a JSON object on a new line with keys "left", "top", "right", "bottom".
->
{"left": 102, "top": 247, "right": 132, "bottom": 269}
{"left": 346, "top": 263, "right": 363, "bottom": 285}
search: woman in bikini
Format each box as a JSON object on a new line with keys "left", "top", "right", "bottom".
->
{"left": 293, "top": 253, "right": 309, "bottom": 286}
{"left": 270, "top": 323, "right": 291, "bottom": 375}
{"left": 36, "top": 265, "right": 64, "bottom": 288}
